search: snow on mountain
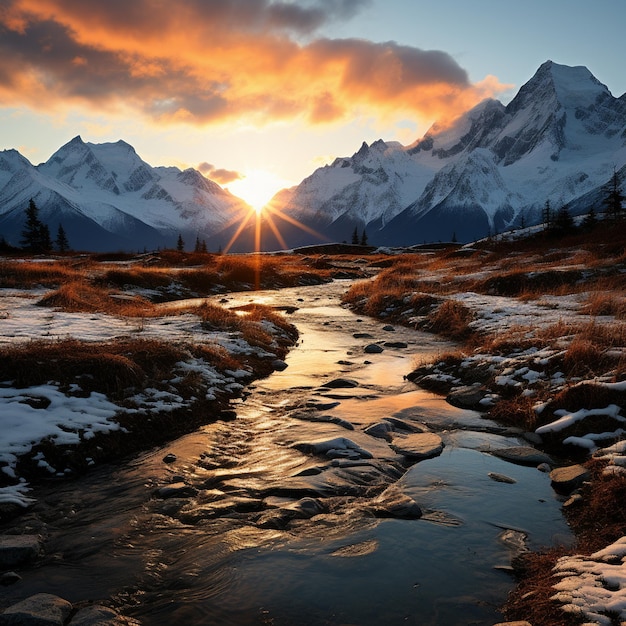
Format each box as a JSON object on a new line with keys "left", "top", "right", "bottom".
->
{"left": 0, "top": 136, "right": 251, "bottom": 251}
{"left": 270, "top": 60, "right": 626, "bottom": 245}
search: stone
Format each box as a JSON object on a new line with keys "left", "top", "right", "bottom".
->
{"left": 364, "top": 343, "right": 383, "bottom": 354}
{"left": 272, "top": 359, "right": 288, "bottom": 371}
{"left": 493, "top": 622, "right": 533, "bottom": 626}
{"left": 0, "top": 534, "right": 41, "bottom": 568}
{"left": 382, "top": 325, "right": 395, "bottom": 331}
{"left": 372, "top": 487, "right": 422, "bottom": 519}
{"left": 0, "top": 572, "right": 21, "bottom": 586}
{"left": 390, "top": 432, "right": 444, "bottom": 460}
{"left": 488, "top": 472, "right": 517, "bottom": 484}
{"left": 491, "top": 446, "right": 554, "bottom": 467}
{"left": 383, "top": 341, "right": 408, "bottom": 349}
{"left": 155, "top": 482, "right": 198, "bottom": 499}
{"left": 364, "top": 422, "right": 394, "bottom": 440}
{"left": 162, "top": 453, "right": 177, "bottom": 464}
{"left": 69, "top": 605, "right": 136, "bottom": 625}
{"left": 446, "top": 385, "right": 487, "bottom": 410}
{"left": 352, "top": 332, "right": 373, "bottom": 339}
{"left": 293, "top": 437, "right": 373, "bottom": 460}
{"left": 0, "top": 593, "right": 72, "bottom": 626}
{"left": 550, "top": 464, "right": 590, "bottom": 494}
{"left": 321, "top": 378, "right": 359, "bottom": 389}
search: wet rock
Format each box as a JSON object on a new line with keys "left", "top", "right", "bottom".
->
{"left": 372, "top": 487, "right": 422, "bottom": 519}
{"left": 0, "top": 534, "right": 41, "bottom": 568}
{"left": 382, "top": 325, "right": 395, "bottom": 332}
{"left": 301, "top": 414, "right": 354, "bottom": 431}
{"left": 293, "top": 437, "right": 373, "bottom": 460}
{"left": 155, "top": 482, "right": 198, "bottom": 499}
{"left": 162, "top": 453, "right": 177, "bottom": 464}
{"left": 383, "top": 417, "right": 427, "bottom": 433}
{"left": 364, "top": 422, "right": 394, "bottom": 441}
{"left": 493, "top": 621, "right": 532, "bottom": 626}
{"left": 498, "top": 528, "right": 528, "bottom": 553}
{"left": 550, "top": 464, "right": 590, "bottom": 494}
{"left": 446, "top": 385, "right": 487, "bottom": 410}
{"left": 321, "top": 378, "right": 359, "bottom": 389}
{"left": 352, "top": 332, "right": 374, "bottom": 339}
{"left": 0, "top": 571, "right": 21, "bottom": 586}
{"left": 390, "top": 432, "right": 444, "bottom": 460}
{"left": 70, "top": 605, "right": 139, "bottom": 625}
{"left": 0, "top": 593, "right": 72, "bottom": 625}
{"left": 383, "top": 341, "right": 408, "bottom": 349}
{"left": 305, "top": 400, "right": 341, "bottom": 411}
{"left": 272, "top": 359, "right": 288, "bottom": 371}
{"left": 488, "top": 472, "right": 517, "bottom": 484}
{"left": 563, "top": 493, "right": 584, "bottom": 508}
{"left": 364, "top": 343, "right": 383, "bottom": 354}
{"left": 491, "top": 446, "right": 554, "bottom": 467}
{"left": 412, "top": 373, "right": 457, "bottom": 394}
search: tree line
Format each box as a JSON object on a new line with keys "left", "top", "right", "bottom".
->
{"left": 1, "top": 198, "right": 71, "bottom": 253}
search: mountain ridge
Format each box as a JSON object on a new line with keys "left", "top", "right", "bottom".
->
{"left": 1, "top": 61, "right": 625, "bottom": 252}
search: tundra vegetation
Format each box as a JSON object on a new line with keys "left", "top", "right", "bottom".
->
{"left": 343, "top": 221, "right": 626, "bottom": 625}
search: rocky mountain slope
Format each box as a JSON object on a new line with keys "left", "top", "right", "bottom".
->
{"left": 0, "top": 136, "right": 251, "bottom": 252}
{"left": 269, "top": 61, "right": 626, "bottom": 246}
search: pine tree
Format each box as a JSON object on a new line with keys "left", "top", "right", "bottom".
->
{"left": 20, "top": 198, "right": 43, "bottom": 251}
{"left": 603, "top": 168, "right": 624, "bottom": 221}
{"left": 360, "top": 229, "right": 368, "bottom": 246}
{"left": 554, "top": 205, "right": 574, "bottom": 232}
{"left": 200, "top": 240, "right": 207, "bottom": 253}
{"left": 451, "top": 231, "right": 457, "bottom": 243}
{"left": 194, "top": 236, "right": 201, "bottom": 252}
{"left": 542, "top": 199, "right": 552, "bottom": 228}
{"left": 581, "top": 206, "right": 597, "bottom": 231}
{"left": 39, "top": 223, "right": 52, "bottom": 253}
{"left": 55, "top": 224, "right": 70, "bottom": 253}
{"left": 351, "top": 227, "right": 359, "bottom": 245}
{"left": 176, "top": 234, "right": 184, "bottom": 251}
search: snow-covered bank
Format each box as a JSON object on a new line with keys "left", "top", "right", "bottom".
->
{"left": 0, "top": 287, "right": 297, "bottom": 510}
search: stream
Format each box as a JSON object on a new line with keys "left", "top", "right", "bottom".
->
{"left": 1, "top": 280, "right": 572, "bottom": 625}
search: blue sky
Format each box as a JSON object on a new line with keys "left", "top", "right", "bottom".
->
{"left": 0, "top": 0, "right": 623, "bottom": 208}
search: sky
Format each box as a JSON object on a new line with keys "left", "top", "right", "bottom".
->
{"left": 1, "top": 0, "right": 625, "bottom": 209}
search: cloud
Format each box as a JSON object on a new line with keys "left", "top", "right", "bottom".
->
{"left": 0, "top": 0, "right": 511, "bottom": 128}
{"left": 198, "top": 162, "right": 243, "bottom": 184}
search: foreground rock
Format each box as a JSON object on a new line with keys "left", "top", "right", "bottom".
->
{"left": 549, "top": 464, "right": 590, "bottom": 494}
{"left": 0, "top": 594, "right": 140, "bottom": 625}
{"left": 490, "top": 446, "right": 554, "bottom": 467}
{"left": 389, "top": 432, "right": 444, "bottom": 460}
{"left": 0, "top": 535, "right": 41, "bottom": 568}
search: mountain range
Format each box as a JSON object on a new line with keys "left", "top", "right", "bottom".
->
{"left": 1, "top": 60, "right": 625, "bottom": 252}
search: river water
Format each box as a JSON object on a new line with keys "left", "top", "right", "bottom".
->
{"left": 2, "top": 281, "right": 572, "bottom": 625}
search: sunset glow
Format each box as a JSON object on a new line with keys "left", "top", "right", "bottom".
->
{"left": 0, "top": 1, "right": 624, "bottom": 208}
{"left": 227, "top": 170, "right": 292, "bottom": 214}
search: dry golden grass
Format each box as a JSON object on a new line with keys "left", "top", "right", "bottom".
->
{"left": 426, "top": 299, "right": 474, "bottom": 340}
{"left": 38, "top": 280, "right": 157, "bottom": 316}
{"left": 0, "top": 260, "right": 86, "bottom": 288}
{"left": 581, "top": 291, "right": 626, "bottom": 319}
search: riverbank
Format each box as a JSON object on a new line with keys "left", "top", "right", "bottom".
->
{"left": 342, "top": 224, "right": 626, "bottom": 625}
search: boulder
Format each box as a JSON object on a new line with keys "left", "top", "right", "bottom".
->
{"left": 364, "top": 422, "right": 394, "bottom": 440}
{"left": 155, "top": 482, "right": 198, "bottom": 499}
{"left": 321, "top": 378, "right": 359, "bottom": 389}
{"left": 364, "top": 343, "right": 384, "bottom": 354}
{"left": 446, "top": 385, "right": 487, "bottom": 410}
{"left": 390, "top": 432, "right": 444, "bottom": 460}
{"left": 550, "top": 465, "right": 590, "bottom": 494}
{"left": 0, "top": 593, "right": 72, "bottom": 626}
{"left": 491, "top": 446, "right": 554, "bottom": 467}
{"left": 70, "top": 605, "right": 138, "bottom": 625}
{"left": 372, "top": 487, "right": 422, "bottom": 519}
{"left": 0, "top": 535, "right": 41, "bottom": 568}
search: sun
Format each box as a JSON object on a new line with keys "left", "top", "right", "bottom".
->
{"left": 227, "top": 170, "right": 292, "bottom": 214}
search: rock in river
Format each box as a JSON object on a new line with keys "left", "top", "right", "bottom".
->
{"left": 550, "top": 464, "right": 590, "bottom": 494}
{"left": 0, "top": 593, "right": 72, "bottom": 626}
{"left": 491, "top": 446, "right": 554, "bottom": 467}
{"left": 390, "top": 432, "right": 444, "bottom": 460}
{"left": 0, "top": 534, "right": 41, "bottom": 568}
{"left": 364, "top": 344, "right": 384, "bottom": 354}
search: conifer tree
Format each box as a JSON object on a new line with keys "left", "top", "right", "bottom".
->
{"left": 55, "top": 224, "right": 70, "bottom": 252}
{"left": 542, "top": 199, "right": 552, "bottom": 228}
{"left": 200, "top": 240, "right": 207, "bottom": 253}
{"left": 176, "top": 234, "right": 184, "bottom": 251}
{"left": 351, "top": 227, "right": 359, "bottom": 245}
{"left": 194, "top": 236, "right": 201, "bottom": 252}
{"left": 360, "top": 229, "right": 368, "bottom": 246}
{"left": 603, "top": 168, "right": 624, "bottom": 221}
{"left": 39, "top": 223, "right": 52, "bottom": 253}
{"left": 581, "top": 206, "right": 597, "bottom": 231}
{"left": 20, "top": 198, "right": 43, "bottom": 251}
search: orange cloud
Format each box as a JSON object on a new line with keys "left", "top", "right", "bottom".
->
{"left": 0, "top": 0, "right": 511, "bottom": 128}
